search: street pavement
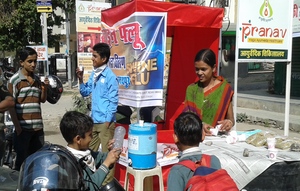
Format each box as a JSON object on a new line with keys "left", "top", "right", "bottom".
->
{"left": 42, "top": 92, "right": 74, "bottom": 146}
{"left": 42, "top": 90, "right": 300, "bottom": 147}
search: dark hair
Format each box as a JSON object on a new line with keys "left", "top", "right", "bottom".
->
{"left": 92, "top": 43, "right": 110, "bottom": 64}
{"left": 194, "top": 48, "right": 216, "bottom": 68}
{"left": 60, "top": 111, "right": 93, "bottom": 144}
{"left": 174, "top": 112, "right": 203, "bottom": 146}
{"left": 18, "top": 47, "right": 37, "bottom": 62}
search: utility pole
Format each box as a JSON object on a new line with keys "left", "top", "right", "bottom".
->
{"left": 65, "top": 4, "right": 72, "bottom": 89}
{"left": 41, "top": 12, "right": 49, "bottom": 75}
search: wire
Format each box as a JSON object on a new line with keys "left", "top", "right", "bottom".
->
{"left": 79, "top": 157, "right": 101, "bottom": 191}
{"left": 222, "top": 19, "right": 231, "bottom": 35}
{"left": 221, "top": 0, "right": 232, "bottom": 35}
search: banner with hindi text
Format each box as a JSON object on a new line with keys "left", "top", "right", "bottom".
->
{"left": 101, "top": 12, "right": 166, "bottom": 108}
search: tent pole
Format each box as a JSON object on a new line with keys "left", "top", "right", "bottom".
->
{"left": 137, "top": 107, "right": 140, "bottom": 122}
{"left": 284, "top": 62, "right": 291, "bottom": 136}
{"left": 233, "top": 46, "right": 238, "bottom": 131}
{"left": 217, "top": 29, "right": 222, "bottom": 76}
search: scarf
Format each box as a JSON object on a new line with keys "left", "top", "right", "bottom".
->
{"left": 93, "top": 64, "right": 107, "bottom": 83}
{"left": 67, "top": 146, "right": 96, "bottom": 172}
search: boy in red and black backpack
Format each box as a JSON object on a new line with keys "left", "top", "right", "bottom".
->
{"left": 167, "top": 112, "right": 238, "bottom": 191}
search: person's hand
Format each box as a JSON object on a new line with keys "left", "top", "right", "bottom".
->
{"left": 103, "top": 148, "right": 121, "bottom": 168}
{"left": 105, "top": 122, "right": 110, "bottom": 129}
{"left": 41, "top": 77, "right": 49, "bottom": 92}
{"left": 43, "top": 76, "right": 49, "bottom": 86}
{"left": 15, "top": 126, "right": 22, "bottom": 136}
{"left": 217, "top": 119, "right": 233, "bottom": 132}
{"left": 203, "top": 123, "right": 213, "bottom": 136}
{"left": 107, "top": 139, "right": 115, "bottom": 151}
{"left": 76, "top": 67, "right": 84, "bottom": 81}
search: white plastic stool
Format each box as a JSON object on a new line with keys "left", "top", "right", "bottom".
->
{"left": 124, "top": 165, "right": 164, "bottom": 191}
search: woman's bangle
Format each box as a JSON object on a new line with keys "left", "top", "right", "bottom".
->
{"left": 227, "top": 119, "right": 233, "bottom": 126}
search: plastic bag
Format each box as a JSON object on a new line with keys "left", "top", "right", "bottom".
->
{"left": 246, "top": 132, "right": 267, "bottom": 147}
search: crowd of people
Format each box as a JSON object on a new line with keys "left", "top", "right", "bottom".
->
{"left": 0, "top": 43, "right": 235, "bottom": 190}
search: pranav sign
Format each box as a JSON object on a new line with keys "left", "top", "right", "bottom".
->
{"left": 236, "top": 0, "right": 293, "bottom": 62}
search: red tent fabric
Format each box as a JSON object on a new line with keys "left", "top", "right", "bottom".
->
{"left": 102, "top": 0, "right": 223, "bottom": 130}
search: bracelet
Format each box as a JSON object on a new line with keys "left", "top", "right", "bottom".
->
{"left": 227, "top": 119, "right": 234, "bottom": 127}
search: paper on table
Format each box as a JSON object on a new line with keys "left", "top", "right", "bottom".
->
{"left": 117, "top": 140, "right": 180, "bottom": 167}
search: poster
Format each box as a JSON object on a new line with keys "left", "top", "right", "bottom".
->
{"left": 293, "top": 0, "right": 300, "bottom": 36}
{"left": 101, "top": 12, "right": 167, "bottom": 108}
{"left": 27, "top": 45, "right": 48, "bottom": 61}
{"left": 76, "top": 0, "right": 111, "bottom": 82}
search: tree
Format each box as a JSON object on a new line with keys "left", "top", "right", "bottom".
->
{"left": 0, "top": 0, "right": 75, "bottom": 53}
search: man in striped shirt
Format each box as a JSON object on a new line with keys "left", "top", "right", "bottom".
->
{"left": 8, "top": 47, "right": 49, "bottom": 171}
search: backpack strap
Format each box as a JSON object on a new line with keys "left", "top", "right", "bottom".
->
{"left": 200, "top": 154, "right": 211, "bottom": 167}
{"left": 178, "top": 154, "right": 212, "bottom": 171}
{"left": 178, "top": 160, "right": 198, "bottom": 171}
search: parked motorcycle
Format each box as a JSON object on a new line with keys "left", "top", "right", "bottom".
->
{"left": 0, "top": 113, "right": 18, "bottom": 191}
{"left": 0, "top": 60, "right": 15, "bottom": 85}
{"left": 1, "top": 112, "right": 16, "bottom": 169}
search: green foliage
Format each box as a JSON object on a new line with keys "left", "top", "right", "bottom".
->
{"left": 262, "top": 119, "right": 270, "bottom": 127}
{"left": 71, "top": 93, "right": 91, "bottom": 115}
{"left": 236, "top": 113, "right": 248, "bottom": 123}
{"left": 0, "top": 0, "right": 75, "bottom": 52}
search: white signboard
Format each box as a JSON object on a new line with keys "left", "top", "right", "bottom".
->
{"left": 75, "top": 0, "right": 111, "bottom": 82}
{"left": 76, "top": 0, "right": 111, "bottom": 32}
{"left": 56, "top": 58, "right": 66, "bottom": 70}
{"left": 236, "top": 0, "right": 293, "bottom": 62}
{"left": 27, "top": 45, "right": 48, "bottom": 61}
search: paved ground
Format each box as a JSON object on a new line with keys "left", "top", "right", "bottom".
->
{"left": 42, "top": 90, "right": 300, "bottom": 146}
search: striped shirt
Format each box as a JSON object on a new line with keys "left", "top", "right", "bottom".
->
{"left": 9, "top": 69, "right": 43, "bottom": 130}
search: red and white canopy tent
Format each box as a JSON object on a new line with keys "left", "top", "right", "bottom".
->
{"left": 102, "top": 0, "right": 224, "bottom": 188}
{"left": 102, "top": 0, "right": 224, "bottom": 131}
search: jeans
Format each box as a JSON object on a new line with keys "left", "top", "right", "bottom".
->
{"left": 14, "top": 129, "right": 44, "bottom": 171}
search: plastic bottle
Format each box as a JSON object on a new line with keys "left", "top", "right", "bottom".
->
{"left": 113, "top": 126, "right": 126, "bottom": 151}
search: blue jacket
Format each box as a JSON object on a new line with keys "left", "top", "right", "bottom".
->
{"left": 80, "top": 66, "right": 118, "bottom": 123}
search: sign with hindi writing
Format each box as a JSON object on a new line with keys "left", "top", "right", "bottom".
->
{"left": 75, "top": 0, "right": 111, "bottom": 82}
{"left": 27, "top": 45, "right": 48, "bottom": 61}
{"left": 101, "top": 12, "right": 166, "bottom": 108}
{"left": 236, "top": 0, "right": 293, "bottom": 62}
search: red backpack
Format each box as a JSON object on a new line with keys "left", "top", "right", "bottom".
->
{"left": 178, "top": 154, "right": 239, "bottom": 191}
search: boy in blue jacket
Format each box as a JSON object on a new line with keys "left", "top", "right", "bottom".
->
{"left": 76, "top": 42, "right": 119, "bottom": 184}
{"left": 60, "top": 111, "right": 121, "bottom": 190}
